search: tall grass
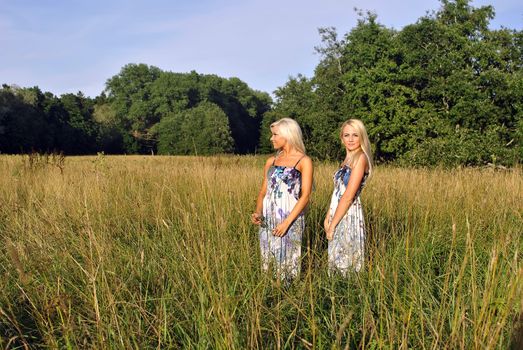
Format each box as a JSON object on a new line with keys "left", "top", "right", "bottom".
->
{"left": 0, "top": 154, "right": 521, "bottom": 349}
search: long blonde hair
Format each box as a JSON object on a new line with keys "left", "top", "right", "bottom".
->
{"left": 340, "top": 119, "right": 373, "bottom": 178}
{"left": 271, "top": 118, "right": 306, "bottom": 154}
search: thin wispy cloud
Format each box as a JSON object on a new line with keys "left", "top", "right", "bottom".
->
{"left": 1, "top": 0, "right": 521, "bottom": 97}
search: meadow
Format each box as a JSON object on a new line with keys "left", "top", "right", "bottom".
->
{"left": 0, "top": 154, "right": 521, "bottom": 349}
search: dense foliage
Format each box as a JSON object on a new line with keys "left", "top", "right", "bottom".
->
{"left": 1, "top": 0, "right": 521, "bottom": 165}
{"left": 265, "top": 0, "right": 522, "bottom": 166}
{"left": 157, "top": 101, "right": 234, "bottom": 155}
{"left": 0, "top": 68, "right": 270, "bottom": 155}
{"left": 103, "top": 65, "right": 271, "bottom": 154}
{"left": 0, "top": 86, "right": 102, "bottom": 155}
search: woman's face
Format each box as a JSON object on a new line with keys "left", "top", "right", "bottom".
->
{"left": 270, "top": 126, "right": 287, "bottom": 149}
{"left": 341, "top": 124, "right": 361, "bottom": 152}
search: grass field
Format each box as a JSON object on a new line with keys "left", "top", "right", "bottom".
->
{"left": 0, "top": 154, "right": 522, "bottom": 349}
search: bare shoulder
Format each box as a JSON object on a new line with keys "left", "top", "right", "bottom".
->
{"left": 264, "top": 156, "right": 275, "bottom": 169}
{"left": 353, "top": 152, "right": 368, "bottom": 171}
{"left": 301, "top": 155, "right": 313, "bottom": 165}
{"left": 296, "top": 155, "right": 313, "bottom": 171}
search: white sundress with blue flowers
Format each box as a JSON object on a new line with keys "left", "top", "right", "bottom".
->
{"left": 259, "top": 157, "right": 304, "bottom": 279}
{"left": 327, "top": 165, "right": 367, "bottom": 273}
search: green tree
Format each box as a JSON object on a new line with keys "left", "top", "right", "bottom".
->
{"left": 199, "top": 75, "right": 270, "bottom": 153}
{"left": 104, "top": 63, "right": 162, "bottom": 153}
{"left": 273, "top": 0, "right": 522, "bottom": 166}
{"left": 0, "top": 85, "right": 106, "bottom": 155}
{"left": 157, "top": 101, "right": 234, "bottom": 155}
{"left": 104, "top": 66, "right": 271, "bottom": 154}
{"left": 93, "top": 93, "right": 124, "bottom": 154}
{"left": 0, "top": 86, "right": 45, "bottom": 153}
{"left": 60, "top": 92, "right": 98, "bottom": 154}
{"left": 396, "top": 0, "right": 522, "bottom": 165}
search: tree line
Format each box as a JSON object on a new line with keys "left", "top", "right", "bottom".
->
{"left": 1, "top": 0, "right": 521, "bottom": 166}
{"left": 262, "top": 0, "right": 522, "bottom": 166}
{"left": 0, "top": 67, "right": 271, "bottom": 156}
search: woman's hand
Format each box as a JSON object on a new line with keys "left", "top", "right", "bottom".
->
{"left": 251, "top": 212, "right": 262, "bottom": 225}
{"left": 273, "top": 220, "right": 290, "bottom": 237}
{"left": 324, "top": 215, "right": 331, "bottom": 233}
{"left": 325, "top": 215, "right": 335, "bottom": 241}
{"left": 326, "top": 227, "right": 334, "bottom": 241}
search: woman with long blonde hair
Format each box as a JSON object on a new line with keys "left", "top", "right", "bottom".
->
{"left": 251, "top": 118, "right": 313, "bottom": 280}
{"left": 324, "top": 119, "right": 373, "bottom": 273}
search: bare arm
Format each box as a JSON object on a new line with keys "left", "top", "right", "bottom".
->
{"left": 273, "top": 156, "right": 313, "bottom": 237}
{"left": 326, "top": 154, "right": 367, "bottom": 240}
{"left": 251, "top": 157, "right": 274, "bottom": 225}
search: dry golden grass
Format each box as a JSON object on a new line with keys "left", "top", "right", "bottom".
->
{"left": 0, "top": 154, "right": 521, "bottom": 349}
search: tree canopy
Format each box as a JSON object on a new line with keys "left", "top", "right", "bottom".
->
{"left": 157, "top": 101, "right": 234, "bottom": 155}
{"left": 267, "top": 0, "right": 522, "bottom": 166}
{"left": 103, "top": 64, "right": 271, "bottom": 154}
{"left": 1, "top": 0, "right": 521, "bottom": 166}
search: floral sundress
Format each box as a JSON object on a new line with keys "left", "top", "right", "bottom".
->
{"left": 327, "top": 165, "right": 367, "bottom": 273}
{"left": 259, "top": 158, "right": 304, "bottom": 279}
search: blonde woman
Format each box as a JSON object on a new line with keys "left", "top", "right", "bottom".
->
{"left": 251, "top": 118, "right": 313, "bottom": 280}
{"left": 324, "top": 119, "right": 373, "bottom": 273}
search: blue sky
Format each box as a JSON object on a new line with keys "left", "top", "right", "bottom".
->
{"left": 1, "top": 0, "right": 522, "bottom": 98}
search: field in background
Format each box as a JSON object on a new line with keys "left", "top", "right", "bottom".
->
{"left": 0, "top": 154, "right": 522, "bottom": 349}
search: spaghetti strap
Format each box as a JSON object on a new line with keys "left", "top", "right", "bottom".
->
{"left": 293, "top": 156, "right": 305, "bottom": 168}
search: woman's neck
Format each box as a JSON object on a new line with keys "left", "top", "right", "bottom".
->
{"left": 279, "top": 145, "right": 298, "bottom": 157}
{"left": 344, "top": 148, "right": 362, "bottom": 164}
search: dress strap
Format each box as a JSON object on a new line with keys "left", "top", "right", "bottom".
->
{"left": 293, "top": 156, "right": 305, "bottom": 168}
